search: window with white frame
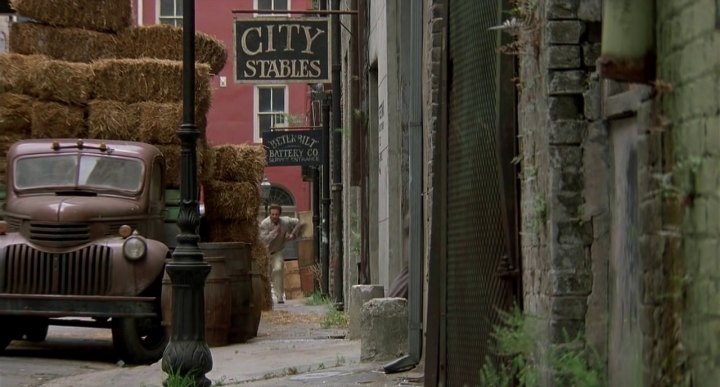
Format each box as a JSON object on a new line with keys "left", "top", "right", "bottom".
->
{"left": 158, "top": 0, "right": 182, "bottom": 26}
{"left": 255, "top": 86, "right": 288, "bottom": 142}
{"left": 255, "top": 0, "right": 289, "bottom": 16}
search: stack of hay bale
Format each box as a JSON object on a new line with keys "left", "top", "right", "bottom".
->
{"left": 3, "top": 0, "right": 221, "bottom": 189}
{"left": 205, "top": 144, "right": 273, "bottom": 310}
{"left": 0, "top": 0, "right": 271, "bottom": 308}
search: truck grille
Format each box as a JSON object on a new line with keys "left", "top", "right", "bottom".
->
{"left": 2, "top": 244, "right": 112, "bottom": 295}
{"left": 29, "top": 223, "right": 91, "bottom": 246}
{"left": 4, "top": 216, "right": 22, "bottom": 232}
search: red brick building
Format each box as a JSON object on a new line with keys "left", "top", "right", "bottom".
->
{"left": 133, "top": 0, "right": 314, "bottom": 213}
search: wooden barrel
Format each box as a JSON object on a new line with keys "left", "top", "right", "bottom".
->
{"left": 245, "top": 259, "right": 264, "bottom": 339}
{"left": 296, "top": 238, "right": 315, "bottom": 295}
{"left": 161, "top": 256, "right": 231, "bottom": 347}
{"left": 199, "top": 242, "right": 253, "bottom": 344}
{"left": 283, "top": 259, "right": 303, "bottom": 300}
{"left": 297, "top": 238, "right": 315, "bottom": 268}
{"left": 300, "top": 266, "right": 315, "bottom": 295}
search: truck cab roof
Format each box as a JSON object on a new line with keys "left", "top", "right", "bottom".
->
{"left": 7, "top": 139, "right": 164, "bottom": 165}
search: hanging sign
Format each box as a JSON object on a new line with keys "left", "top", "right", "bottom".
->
{"left": 234, "top": 17, "right": 330, "bottom": 83}
{"left": 262, "top": 130, "right": 323, "bottom": 166}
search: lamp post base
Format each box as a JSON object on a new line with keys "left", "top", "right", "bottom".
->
{"left": 161, "top": 262, "right": 212, "bottom": 387}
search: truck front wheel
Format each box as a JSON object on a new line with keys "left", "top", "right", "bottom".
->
{"left": 0, "top": 316, "right": 20, "bottom": 351}
{"left": 112, "top": 316, "right": 168, "bottom": 364}
{"left": 0, "top": 334, "right": 10, "bottom": 352}
{"left": 23, "top": 318, "right": 49, "bottom": 342}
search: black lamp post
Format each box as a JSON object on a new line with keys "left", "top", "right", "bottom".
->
{"left": 161, "top": 0, "right": 212, "bottom": 386}
{"left": 261, "top": 175, "right": 271, "bottom": 216}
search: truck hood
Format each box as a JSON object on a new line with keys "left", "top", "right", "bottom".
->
{"left": 8, "top": 196, "right": 142, "bottom": 222}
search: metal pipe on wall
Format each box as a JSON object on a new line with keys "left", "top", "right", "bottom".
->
{"left": 384, "top": 0, "right": 423, "bottom": 374}
{"left": 331, "top": 0, "right": 344, "bottom": 309}
{"left": 321, "top": 97, "right": 331, "bottom": 296}
{"left": 312, "top": 166, "right": 321, "bottom": 291}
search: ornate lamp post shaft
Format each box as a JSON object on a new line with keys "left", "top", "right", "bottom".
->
{"left": 261, "top": 175, "right": 271, "bottom": 216}
{"left": 161, "top": 0, "right": 213, "bottom": 385}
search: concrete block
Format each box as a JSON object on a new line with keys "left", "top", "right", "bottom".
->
{"left": 548, "top": 96, "right": 583, "bottom": 120}
{"left": 549, "top": 70, "right": 586, "bottom": 95}
{"left": 360, "top": 297, "right": 408, "bottom": 362}
{"left": 578, "top": 0, "right": 601, "bottom": 21}
{"left": 546, "top": 45, "right": 582, "bottom": 69}
{"left": 549, "top": 119, "right": 585, "bottom": 144}
{"left": 583, "top": 42, "right": 601, "bottom": 67}
{"left": 547, "top": 21, "right": 584, "bottom": 44}
{"left": 348, "top": 284, "right": 385, "bottom": 340}
{"left": 547, "top": 0, "right": 579, "bottom": 19}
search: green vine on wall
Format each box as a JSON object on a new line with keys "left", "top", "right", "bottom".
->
{"left": 480, "top": 308, "right": 605, "bottom": 387}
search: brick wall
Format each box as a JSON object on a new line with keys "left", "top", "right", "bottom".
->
{"left": 517, "top": 0, "right": 605, "bottom": 382}
{"left": 422, "top": 0, "right": 444, "bottom": 320}
{"left": 657, "top": 0, "right": 720, "bottom": 384}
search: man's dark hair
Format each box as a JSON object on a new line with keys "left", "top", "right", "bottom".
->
{"left": 268, "top": 203, "right": 282, "bottom": 213}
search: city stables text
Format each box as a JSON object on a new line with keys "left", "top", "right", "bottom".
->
{"left": 239, "top": 23, "right": 326, "bottom": 79}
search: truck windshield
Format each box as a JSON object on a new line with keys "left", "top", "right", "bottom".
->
{"left": 15, "top": 155, "right": 144, "bottom": 193}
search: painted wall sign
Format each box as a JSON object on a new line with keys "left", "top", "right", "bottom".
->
{"left": 234, "top": 17, "right": 330, "bottom": 83}
{"left": 262, "top": 130, "right": 323, "bottom": 166}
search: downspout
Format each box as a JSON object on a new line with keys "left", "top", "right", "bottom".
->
{"left": 331, "top": 0, "right": 344, "bottom": 309}
{"left": 322, "top": 96, "right": 331, "bottom": 296}
{"left": 315, "top": 0, "right": 328, "bottom": 297}
{"left": 384, "top": 0, "right": 423, "bottom": 373}
{"left": 598, "top": 0, "right": 655, "bottom": 82}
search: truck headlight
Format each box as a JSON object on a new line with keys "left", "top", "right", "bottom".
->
{"left": 123, "top": 236, "right": 147, "bottom": 260}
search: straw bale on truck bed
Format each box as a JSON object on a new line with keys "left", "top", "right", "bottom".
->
{"left": 92, "top": 59, "right": 212, "bottom": 114}
{"left": 0, "top": 133, "right": 26, "bottom": 182}
{"left": 136, "top": 101, "right": 208, "bottom": 145}
{"left": 211, "top": 144, "right": 266, "bottom": 184}
{"left": 87, "top": 100, "right": 141, "bottom": 141}
{"left": 0, "top": 93, "right": 33, "bottom": 135}
{"left": 204, "top": 180, "right": 262, "bottom": 222}
{"left": 27, "top": 60, "right": 93, "bottom": 105}
{"left": 88, "top": 100, "right": 208, "bottom": 144}
{"left": 10, "top": 0, "right": 131, "bottom": 33}
{"left": 157, "top": 143, "right": 211, "bottom": 189}
{"left": 10, "top": 22, "right": 118, "bottom": 63}
{"left": 30, "top": 101, "right": 87, "bottom": 139}
{"left": 118, "top": 25, "right": 228, "bottom": 74}
{"left": 0, "top": 53, "right": 45, "bottom": 94}
{"left": 205, "top": 219, "right": 259, "bottom": 244}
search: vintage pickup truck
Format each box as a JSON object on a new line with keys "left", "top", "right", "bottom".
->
{"left": 0, "top": 138, "right": 180, "bottom": 363}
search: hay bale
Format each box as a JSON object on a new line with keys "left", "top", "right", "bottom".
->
{"left": 204, "top": 180, "right": 261, "bottom": 222}
{"left": 30, "top": 101, "right": 87, "bottom": 139}
{"left": 251, "top": 242, "right": 273, "bottom": 310}
{"left": 10, "top": 0, "right": 131, "bottom": 33}
{"left": 157, "top": 142, "right": 210, "bottom": 189}
{"left": 0, "top": 133, "right": 24, "bottom": 150}
{"left": 92, "top": 59, "right": 211, "bottom": 113}
{"left": 0, "top": 53, "right": 45, "bottom": 94}
{"left": 136, "top": 101, "right": 208, "bottom": 146}
{"left": 117, "top": 25, "right": 228, "bottom": 74}
{"left": 0, "top": 133, "right": 25, "bottom": 184}
{"left": 87, "top": 100, "right": 141, "bottom": 141}
{"left": 0, "top": 93, "right": 33, "bottom": 135}
{"left": 211, "top": 144, "right": 266, "bottom": 184}
{"left": 206, "top": 219, "right": 259, "bottom": 243}
{"left": 10, "top": 22, "right": 118, "bottom": 63}
{"left": 27, "top": 60, "right": 93, "bottom": 105}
